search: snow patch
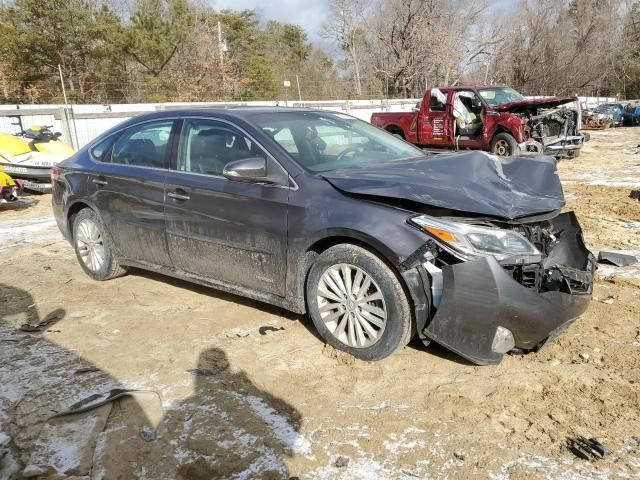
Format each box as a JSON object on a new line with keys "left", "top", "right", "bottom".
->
{"left": 244, "top": 394, "right": 313, "bottom": 458}
{"left": 0, "top": 216, "right": 60, "bottom": 250}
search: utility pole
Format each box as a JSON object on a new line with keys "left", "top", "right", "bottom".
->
{"left": 57, "top": 64, "right": 79, "bottom": 150}
{"left": 296, "top": 74, "right": 302, "bottom": 102}
{"left": 58, "top": 64, "right": 68, "bottom": 105}
{"left": 217, "top": 21, "right": 224, "bottom": 68}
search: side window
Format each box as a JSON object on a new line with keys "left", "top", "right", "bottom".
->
{"left": 429, "top": 90, "right": 448, "bottom": 112}
{"left": 272, "top": 128, "right": 298, "bottom": 154}
{"left": 90, "top": 137, "right": 114, "bottom": 162}
{"left": 111, "top": 121, "right": 173, "bottom": 168}
{"left": 179, "top": 119, "right": 266, "bottom": 176}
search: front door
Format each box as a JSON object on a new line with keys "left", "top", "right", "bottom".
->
{"left": 418, "top": 88, "right": 453, "bottom": 146}
{"left": 87, "top": 120, "right": 176, "bottom": 266}
{"left": 164, "top": 118, "right": 289, "bottom": 296}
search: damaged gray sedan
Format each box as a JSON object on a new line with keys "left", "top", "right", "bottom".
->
{"left": 53, "top": 109, "right": 594, "bottom": 365}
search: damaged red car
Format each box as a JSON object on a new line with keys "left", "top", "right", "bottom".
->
{"left": 371, "top": 85, "right": 588, "bottom": 158}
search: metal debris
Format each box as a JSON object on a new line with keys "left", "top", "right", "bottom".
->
{"left": 597, "top": 251, "right": 639, "bottom": 267}
{"left": 74, "top": 367, "right": 99, "bottom": 375}
{"left": 49, "top": 389, "right": 160, "bottom": 419}
{"left": 631, "top": 190, "right": 640, "bottom": 200}
{"left": 566, "top": 436, "right": 607, "bottom": 461}
{"left": 259, "top": 326, "right": 285, "bottom": 336}
{"left": 186, "top": 368, "right": 216, "bottom": 377}
{"left": 139, "top": 427, "right": 157, "bottom": 442}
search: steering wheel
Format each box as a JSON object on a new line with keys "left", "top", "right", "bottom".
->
{"left": 336, "top": 145, "right": 364, "bottom": 162}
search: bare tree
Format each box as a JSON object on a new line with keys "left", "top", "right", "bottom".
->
{"left": 323, "top": 0, "right": 367, "bottom": 96}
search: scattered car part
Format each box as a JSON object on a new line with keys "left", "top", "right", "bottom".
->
{"left": 186, "top": 368, "right": 216, "bottom": 377}
{"left": 566, "top": 436, "right": 607, "bottom": 461}
{"left": 630, "top": 190, "right": 640, "bottom": 200}
{"left": 597, "top": 251, "right": 639, "bottom": 267}
{"left": 259, "top": 326, "right": 285, "bottom": 336}
{"left": 74, "top": 367, "right": 100, "bottom": 375}
{"left": 139, "top": 427, "right": 157, "bottom": 442}
{"left": 49, "top": 389, "right": 160, "bottom": 419}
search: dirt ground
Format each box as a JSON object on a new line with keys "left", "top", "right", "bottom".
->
{"left": 1, "top": 128, "right": 640, "bottom": 480}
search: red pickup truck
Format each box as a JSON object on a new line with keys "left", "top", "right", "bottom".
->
{"left": 371, "top": 85, "right": 587, "bottom": 158}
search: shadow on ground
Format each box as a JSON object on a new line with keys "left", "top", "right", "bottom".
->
{"left": 0, "top": 283, "right": 305, "bottom": 479}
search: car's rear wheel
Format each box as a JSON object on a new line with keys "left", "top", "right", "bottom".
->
{"left": 72, "top": 208, "right": 127, "bottom": 281}
{"left": 306, "top": 244, "right": 413, "bottom": 361}
{"left": 491, "top": 132, "right": 519, "bottom": 157}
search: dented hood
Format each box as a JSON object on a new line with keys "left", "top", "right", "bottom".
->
{"left": 494, "top": 96, "right": 577, "bottom": 112}
{"left": 322, "top": 151, "right": 565, "bottom": 220}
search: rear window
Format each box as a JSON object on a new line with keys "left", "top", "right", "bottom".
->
{"left": 110, "top": 121, "right": 173, "bottom": 168}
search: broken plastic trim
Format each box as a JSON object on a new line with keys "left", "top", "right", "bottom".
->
{"left": 423, "top": 255, "right": 592, "bottom": 365}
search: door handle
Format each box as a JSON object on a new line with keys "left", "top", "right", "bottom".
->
{"left": 167, "top": 191, "right": 190, "bottom": 201}
{"left": 92, "top": 178, "right": 108, "bottom": 186}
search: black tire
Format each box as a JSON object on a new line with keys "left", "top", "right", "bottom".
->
{"left": 306, "top": 244, "right": 413, "bottom": 361}
{"left": 490, "top": 132, "right": 519, "bottom": 157}
{"left": 72, "top": 208, "right": 127, "bottom": 281}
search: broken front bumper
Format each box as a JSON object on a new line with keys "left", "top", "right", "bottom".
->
{"left": 422, "top": 256, "right": 593, "bottom": 365}
{"left": 519, "top": 134, "right": 587, "bottom": 158}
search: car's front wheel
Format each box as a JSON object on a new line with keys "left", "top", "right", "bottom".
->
{"left": 306, "top": 244, "right": 413, "bottom": 361}
{"left": 72, "top": 208, "right": 127, "bottom": 281}
{"left": 491, "top": 132, "right": 519, "bottom": 157}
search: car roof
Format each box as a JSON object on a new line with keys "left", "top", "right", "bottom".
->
{"left": 128, "top": 107, "right": 326, "bottom": 121}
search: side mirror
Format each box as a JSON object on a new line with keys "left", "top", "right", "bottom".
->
{"left": 223, "top": 157, "right": 268, "bottom": 183}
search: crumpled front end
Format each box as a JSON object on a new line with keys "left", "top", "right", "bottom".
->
{"left": 416, "top": 211, "right": 594, "bottom": 365}
{"left": 529, "top": 108, "right": 586, "bottom": 158}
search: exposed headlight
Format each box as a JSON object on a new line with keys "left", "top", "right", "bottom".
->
{"left": 409, "top": 215, "right": 540, "bottom": 261}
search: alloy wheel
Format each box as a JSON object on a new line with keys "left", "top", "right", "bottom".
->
{"left": 316, "top": 263, "right": 387, "bottom": 348}
{"left": 75, "top": 218, "right": 106, "bottom": 272}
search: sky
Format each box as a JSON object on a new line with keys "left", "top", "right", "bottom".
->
{"left": 211, "top": 0, "right": 518, "bottom": 47}
{"left": 212, "top": 0, "right": 330, "bottom": 43}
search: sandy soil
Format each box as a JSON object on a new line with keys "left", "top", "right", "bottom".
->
{"left": 1, "top": 129, "right": 640, "bottom": 480}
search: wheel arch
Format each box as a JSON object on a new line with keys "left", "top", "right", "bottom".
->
{"left": 66, "top": 199, "right": 97, "bottom": 238}
{"left": 295, "top": 231, "right": 413, "bottom": 317}
{"left": 384, "top": 125, "right": 405, "bottom": 138}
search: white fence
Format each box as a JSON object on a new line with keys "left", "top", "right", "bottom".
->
{"left": 0, "top": 96, "right": 619, "bottom": 149}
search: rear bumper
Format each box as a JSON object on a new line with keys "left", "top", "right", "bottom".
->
{"left": 422, "top": 256, "right": 593, "bottom": 365}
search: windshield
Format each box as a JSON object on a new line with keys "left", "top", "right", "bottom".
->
{"left": 249, "top": 111, "right": 424, "bottom": 173}
{"left": 478, "top": 87, "right": 525, "bottom": 107}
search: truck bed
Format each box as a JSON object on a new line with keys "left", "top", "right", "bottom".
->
{"left": 370, "top": 111, "right": 416, "bottom": 132}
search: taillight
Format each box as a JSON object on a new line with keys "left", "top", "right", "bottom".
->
{"left": 51, "top": 166, "right": 63, "bottom": 184}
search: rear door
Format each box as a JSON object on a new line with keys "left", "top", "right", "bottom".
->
{"left": 418, "top": 88, "right": 454, "bottom": 146}
{"left": 87, "top": 119, "right": 177, "bottom": 266}
{"left": 164, "top": 118, "right": 289, "bottom": 295}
